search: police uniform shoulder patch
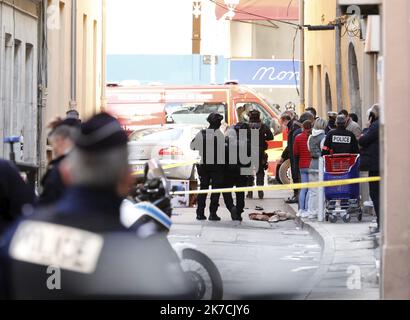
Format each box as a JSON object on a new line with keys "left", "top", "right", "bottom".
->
{"left": 9, "top": 221, "right": 104, "bottom": 274}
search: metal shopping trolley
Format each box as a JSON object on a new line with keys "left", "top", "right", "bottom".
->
{"left": 323, "top": 154, "right": 362, "bottom": 223}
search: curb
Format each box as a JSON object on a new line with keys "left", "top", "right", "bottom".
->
{"left": 284, "top": 203, "right": 336, "bottom": 300}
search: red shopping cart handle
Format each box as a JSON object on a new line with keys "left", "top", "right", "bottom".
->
{"left": 324, "top": 153, "right": 359, "bottom": 158}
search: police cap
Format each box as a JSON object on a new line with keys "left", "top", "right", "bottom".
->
{"left": 75, "top": 113, "right": 128, "bottom": 152}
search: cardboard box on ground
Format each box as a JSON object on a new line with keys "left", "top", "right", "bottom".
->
{"left": 170, "top": 180, "right": 198, "bottom": 208}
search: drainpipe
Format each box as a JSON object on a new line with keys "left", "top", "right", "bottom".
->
{"left": 299, "top": 0, "right": 305, "bottom": 111}
{"left": 100, "top": 0, "right": 107, "bottom": 111}
{"left": 335, "top": 3, "right": 343, "bottom": 111}
{"left": 70, "top": 0, "right": 77, "bottom": 110}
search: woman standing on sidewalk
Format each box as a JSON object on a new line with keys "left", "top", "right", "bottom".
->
{"left": 307, "top": 118, "right": 327, "bottom": 219}
{"left": 293, "top": 120, "right": 313, "bottom": 217}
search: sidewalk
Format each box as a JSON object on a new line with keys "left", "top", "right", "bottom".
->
{"left": 171, "top": 192, "right": 322, "bottom": 299}
{"left": 286, "top": 203, "right": 380, "bottom": 300}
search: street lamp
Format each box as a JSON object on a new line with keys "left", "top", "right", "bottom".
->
{"left": 192, "top": 1, "right": 202, "bottom": 19}
{"left": 192, "top": 0, "right": 240, "bottom": 20}
{"left": 224, "top": 0, "right": 240, "bottom": 20}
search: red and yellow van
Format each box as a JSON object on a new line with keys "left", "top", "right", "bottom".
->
{"left": 106, "top": 84, "right": 288, "bottom": 180}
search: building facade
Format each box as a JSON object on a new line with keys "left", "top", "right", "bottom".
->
{"left": 0, "top": 0, "right": 40, "bottom": 165}
{"left": 45, "top": 0, "right": 105, "bottom": 125}
{"left": 0, "top": 0, "right": 105, "bottom": 178}
{"left": 303, "top": 0, "right": 381, "bottom": 126}
{"left": 381, "top": 0, "right": 410, "bottom": 300}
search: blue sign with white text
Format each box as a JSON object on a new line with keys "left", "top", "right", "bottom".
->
{"left": 230, "top": 59, "right": 300, "bottom": 87}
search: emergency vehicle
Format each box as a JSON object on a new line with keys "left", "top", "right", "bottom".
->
{"left": 106, "top": 83, "right": 289, "bottom": 181}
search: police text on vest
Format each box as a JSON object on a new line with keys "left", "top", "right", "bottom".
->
{"left": 332, "top": 135, "right": 351, "bottom": 144}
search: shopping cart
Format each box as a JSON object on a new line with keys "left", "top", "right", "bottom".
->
{"left": 323, "top": 154, "right": 362, "bottom": 223}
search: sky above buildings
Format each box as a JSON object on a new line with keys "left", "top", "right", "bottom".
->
{"left": 106, "top": 0, "right": 194, "bottom": 55}
{"left": 106, "top": 0, "right": 229, "bottom": 56}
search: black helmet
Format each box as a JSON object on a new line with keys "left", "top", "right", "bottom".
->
{"left": 207, "top": 113, "right": 224, "bottom": 125}
{"left": 249, "top": 109, "right": 261, "bottom": 122}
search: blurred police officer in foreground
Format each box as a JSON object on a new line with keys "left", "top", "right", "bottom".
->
{"left": 0, "top": 159, "right": 35, "bottom": 234}
{"left": 322, "top": 115, "right": 360, "bottom": 156}
{"left": 247, "top": 110, "right": 274, "bottom": 200}
{"left": 0, "top": 113, "right": 191, "bottom": 299}
{"left": 190, "top": 113, "right": 228, "bottom": 221}
{"left": 36, "top": 118, "right": 80, "bottom": 207}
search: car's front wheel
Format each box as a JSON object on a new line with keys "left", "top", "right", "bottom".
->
{"left": 278, "top": 159, "right": 293, "bottom": 185}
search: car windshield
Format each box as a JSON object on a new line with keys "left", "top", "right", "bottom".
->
{"left": 130, "top": 127, "right": 184, "bottom": 142}
{"left": 165, "top": 102, "right": 227, "bottom": 126}
{"left": 259, "top": 96, "right": 281, "bottom": 117}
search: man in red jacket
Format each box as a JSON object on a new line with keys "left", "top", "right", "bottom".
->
{"left": 293, "top": 120, "right": 313, "bottom": 216}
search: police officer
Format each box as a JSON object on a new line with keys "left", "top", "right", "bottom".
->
{"left": 326, "top": 112, "right": 338, "bottom": 134}
{"left": 190, "top": 113, "right": 227, "bottom": 221}
{"left": 0, "top": 113, "right": 191, "bottom": 299}
{"left": 322, "top": 115, "right": 360, "bottom": 156}
{"left": 36, "top": 118, "right": 80, "bottom": 207}
{"left": 247, "top": 110, "right": 274, "bottom": 200}
{"left": 0, "top": 159, "right": 35, "bottom": 234}
{"left": 223, "top": 122, "right": 252, "bottom": 221}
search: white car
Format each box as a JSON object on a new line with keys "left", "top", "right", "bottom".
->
{"left": 128, "top": 125, "right": 203, "bottom": 180}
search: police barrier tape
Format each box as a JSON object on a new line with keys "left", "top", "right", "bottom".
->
{"left": 170, "top": 177, "right": 382, "bottom": 196}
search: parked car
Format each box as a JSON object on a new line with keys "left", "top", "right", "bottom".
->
{"left": 128, "top": 125, "right": 202, "bottom": 180}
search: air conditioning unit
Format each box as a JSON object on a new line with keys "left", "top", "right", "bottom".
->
{"left": 365, "top": 15, "right": 380, "bottom": 53}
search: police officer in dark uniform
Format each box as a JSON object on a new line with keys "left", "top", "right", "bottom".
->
{"left": 191, "top": 113, "right": 227, "bottom": 221}
{"left": 322, "top": 115, "right": 360, "bottom": 156}
{"left": 0, "top": 113, "right": 191, "bottom": 299}
{"left": 0, "top": 159, "right": 35, "bottom": 234}
{"left": 36, "top": 118, "right": 80, "bottom": 207}
{"left": 247, "top": 110, "right": 274, "bottom": 199}
{"left": 223, "top": 122, "right": 252, "bottom": 221}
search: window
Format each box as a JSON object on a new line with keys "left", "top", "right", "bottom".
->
{"left": 2, "top": 34, "right": 13, "bottom": 155}
{"left": 309, "top": 66, "right": 314, "bottom": 107}
{"left": 130, "top": 128, "right": 184, "bottom": 142}
{"left": 25, "top": 43, "right": 35, "bottom": 163}
{"left": 236, "top": 102, "right": 272, "bottom": 128}
{"left": 82, "top": 14, "right": 88, "bottom": 113}
{"left": 13, "top": 40, "right": 22, "bottom": 137}
{"left": 316, "top": 65, "right": 323, "bottom": 112}
{"left": 165, "top": 102, "right": 227, "bottom": 126}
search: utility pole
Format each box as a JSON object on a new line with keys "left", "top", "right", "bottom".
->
{"left": 335, "top": 4, "right": 343, "bottom": 111}
{"left": 101, "top": 0, "right": 107, "bottom": 112}
{"left": 192, "top": 1, "right": 201, "bottom": 54}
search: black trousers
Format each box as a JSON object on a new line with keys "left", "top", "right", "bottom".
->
{"left": 197, "top": 166, "right": 224, "bottom": 215}
{"left": 223, "top": 173, "right": 249, "bottom": 214}
{"left": 369, "top": 171, "right": 380, "bottom": 227}
{"left": 249, "top": 152, "right": 268, "bottom": 187}
{"left": 290, "top": 155, "right": 301, "bottom": 197}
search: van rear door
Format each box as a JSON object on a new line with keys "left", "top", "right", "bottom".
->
{"left": 164, "top": 89, "right": 230, "bottom": 126}
{"left": 106, "top": 88, "right": 167, "bottom": 130}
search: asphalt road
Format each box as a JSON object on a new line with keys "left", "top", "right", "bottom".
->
{"left": 169, "top": 191, "right": 322, "bottom": 300}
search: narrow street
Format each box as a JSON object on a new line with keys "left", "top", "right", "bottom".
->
{"left": 170, "top": 191, "right": 321, "bottom": 299}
